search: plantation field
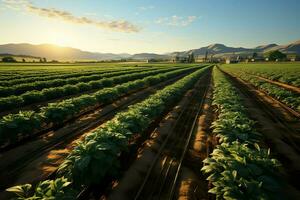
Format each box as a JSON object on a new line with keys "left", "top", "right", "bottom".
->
{"left": 222, "top": 63, "right": 300, "bottom": 87}
{"left": 1, "top": 62, "right": 300, "bottom": 200}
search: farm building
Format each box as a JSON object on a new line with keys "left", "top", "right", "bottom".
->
{"left": 225, "top": 57, "right": 239, "bottom": 64}
{"left": 287, "top": 54, "right": 300, "bottom": 61}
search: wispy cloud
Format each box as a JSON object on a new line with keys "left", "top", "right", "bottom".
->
{"left": 155, "top": 15, "right": 198, "bottom": 27}
{"left": 139, "top": 5, "right": 155, "bottom": 11}
{"left": 2, "top": 0, "right": 140, "bottom": 33}
{"left": 135, "top": 5, "right": 154, "bottom": 15}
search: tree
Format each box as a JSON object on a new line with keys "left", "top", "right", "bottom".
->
{"left": 252, "top": 52, "right": 258, "bottom": 58}
{"left": 188, "top": 53, "right": 195, "bottom": 63}
{"left": 267, "top": 50, "right": 287, "bottom": 61}
{"left": 43, "top": 57, "right": 47, "bottom": 62}
{"left": 22, "top": 58, "right": 26, "bottom": 62}
{"left": 204, "top": 51, "right": 208, "bottom": 62}
{"left": 2, "top": 56, "right": 17, "bottom": 62}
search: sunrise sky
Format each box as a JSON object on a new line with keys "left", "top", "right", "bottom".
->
{"left": 0, "top": 0, "right": 300, "bottom": 53}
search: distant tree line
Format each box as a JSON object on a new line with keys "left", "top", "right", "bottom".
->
{"left": 1, "top": 56, "right": 48, "bottom": 63}
{"left": 265, "top": 50, "right": 287, "bottom": 61}
{"left": 1, "top": 56, "right": 17, "bottom": 62}
{"left": 174, "top": 53, "right": 195, "bottom": 63}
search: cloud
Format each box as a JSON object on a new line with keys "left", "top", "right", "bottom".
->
{"left": 135, "top": 5, "right": 154, "bottom": 15}
{"left": 2, "top": 0, "right": 28, "bottom": 10}
{"left": 139, "top": 5, "right": 154, "bottom": 11}
{"left": 155, "top": 15, "right": 198, "bottom": 27}
{"left": 2, "top": 0, "right": 140, "bottom": 33}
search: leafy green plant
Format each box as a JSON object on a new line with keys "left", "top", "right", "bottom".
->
{"left": 6, "top": 177, "right": 75, "bottom": 200}
{"left": 202, "top": 142, "right": 281, "bottom": 200}
{"left": 0, "top": 66, "right": 201, "bottom": 148}
{"left": 201, "top": 67, "right": 282, "bottom": 200}
{"left": 0, "top": 111, "right": 43, "bottom": 145}
{"left": 57, "top": 66, "right": 210, "bottom": 187}
{"left": 221, "top": 66, "right": 300, "bottom": 112}
{"left": 8, "top": 66, "right": 210, "bottom": 200}
{"left": 0, "top": 67, "right": 176, "bottom": 112}
{"left": 0, "top": 68, "right": 145, "bottom": 97}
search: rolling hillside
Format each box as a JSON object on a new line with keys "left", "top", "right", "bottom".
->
{"left": 0, "top": 43, "right": 130, "bottom": 61}
{"left": 0, "top": 40, "right": 299, "bottom": 61}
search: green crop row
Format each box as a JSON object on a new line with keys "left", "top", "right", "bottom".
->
{"left": 0, "top": 67, "right": 128, "bottom": 87}
{"left": 0, "top": 66, "right": 200, "bottom": 147}
{"left": 0, "top": 69, "right": 96, "bottom": 82}
{"left": 0, "top": 67, "right": 182, "bottom": 112}
{"left": 0, "top": 65, "right": 137, "bottom": 82}
{"left": 201, "top": 67, "right": 282, "bottom": 200}
{"left": 0, "top": 68, "right": 154, "bottom": 97}
{"left": 7, "top": 66, "right": 210, "bottom": 199}
{"left": 0, "top": 71, "right": 72, "bottom": 81}
{"left": 222, "top": 68, "right": 300, "bottom": 112}
{"left": 0, "top": 69, "right": 94, "bottom": 84}
{"left": 223, "top": 63, "right": 300, "bottom": 87}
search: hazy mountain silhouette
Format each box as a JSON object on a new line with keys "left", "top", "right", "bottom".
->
{"left": 0, "top": 43, "right": 130, "bottom": 61}
{"left": 171, "top": 40, "right": 300, "bottom": 58}
{"left": 0, "top": 40, "right": 299, "bottom": 61}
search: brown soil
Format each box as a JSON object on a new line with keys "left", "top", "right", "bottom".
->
{"left": 0, "top": 74, "right": 187, "bottom": 200}
{"left": 177, "top": 167, "right": 206, "bottom": 200}
{"left": 190, "top": 79, "right": 215, "bottom": 159}
{"left": 177, "top": 77, "right": 215, "bottom": 200}
{"left": 223, "top": 70, "right": 300, "bottom": 199}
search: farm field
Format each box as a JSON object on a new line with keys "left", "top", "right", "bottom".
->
{"left": 1, "top": 62, "right": 300, "bottom": 200}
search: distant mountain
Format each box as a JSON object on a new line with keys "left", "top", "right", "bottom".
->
{"left": 254, "top": 43, "right": 278, "bottom": 51}
{"left": 171, "top": 40, "right": 300, "bottom": 58}
{"left": 0, "top": 53, "right": 41, "bottom": 59}
{"left": 0, "top": 43, "right": 130, "bottom": 61}
{"left": 130, "top": 53, "right": 171, "bottom": 60}
{"left": 0, "top": 40, "right": 299, "bottom": 61}
{"left": 171, "top": 43, "right": 253, "bottom": 58}
{"left": 266, "top": 40, "right": 300, "bottom": 54}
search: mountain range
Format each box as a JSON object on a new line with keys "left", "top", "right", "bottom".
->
{"left": 173, "top": 40, "right": 300, "bottom": 58}
{"left": 0, "top": 40, "right": 299, "bottom": 61}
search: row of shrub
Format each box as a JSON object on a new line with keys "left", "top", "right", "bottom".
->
{"left": 0, "top": 70, "right": 73, "bottom": 81}
{"left": 0, "top": 66, "right": 201, "bottom": 147}
{"left": 0, "top": 67, "right": 130, "bottom": 87}
{"left": 0, "top": 68, "right": 155, "bottom": 97}
{"left": 222, "top": 67, "right": 300, "bottom": 112}
{"left": 201, "top": 67, "right": 282, "bottom": 200}
{"left": 0, "top": 67, "right": 182, "bottom": 112}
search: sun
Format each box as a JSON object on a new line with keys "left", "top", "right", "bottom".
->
{"left": 43, "top": 28, "right": 73, "bottom": 47}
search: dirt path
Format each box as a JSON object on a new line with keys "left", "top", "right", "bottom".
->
{"left": 177, "top": 78, "right": 215, "bottom": 200}
{"left": 223, "top": 70, "right": 300, "bottom": 199}
{"left": 0, "top": 73, "right": 189, "bottom": 200}
{"left": 107, "top": 71, "right": 212, "bottom": 200}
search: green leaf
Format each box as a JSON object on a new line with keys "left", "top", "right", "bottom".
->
{"left": 232, "top": 170, "right": 237, "bottom": 179}
{"left": 6, "top": 184, "right": 32, "bottom": 198}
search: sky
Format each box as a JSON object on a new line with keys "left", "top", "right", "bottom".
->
{"left": 0, "top": 0, "right": 300, "bottom": 54}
